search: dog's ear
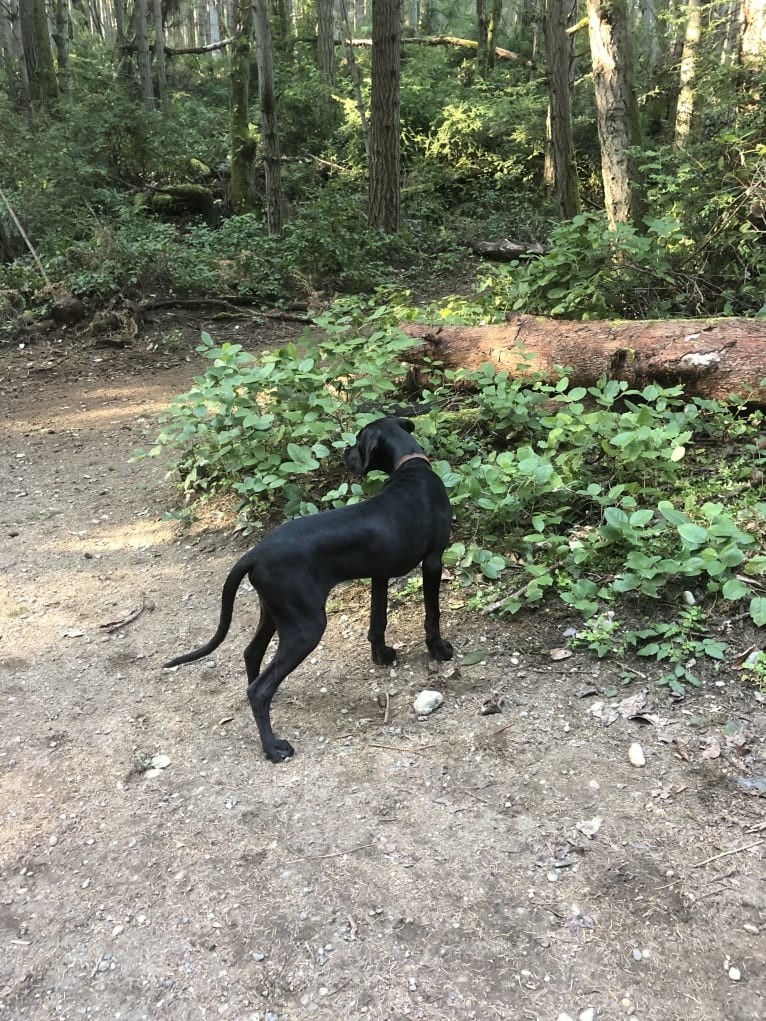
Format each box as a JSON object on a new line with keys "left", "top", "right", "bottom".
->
{"left": 395, "top": 417, "right": 415, "bottom": 434}
{"left": 358, "top": 429, "right": 381, "bottom": 473}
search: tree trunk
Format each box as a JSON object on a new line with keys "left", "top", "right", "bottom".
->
{"left": 740, "top": 0, "right": 766, "bottom": 63}
{"left": 399, "top": 317, "right": 766, "bottom": 402}
{"left": 19, "top": 0, "right": 59, "bottom": 106}
{"left": 586, "top": 0, "right": 645, "bottom": 228}
{"left": 476, "top": 0, "right": 489, "bottom": 76}
{"left": 230, "top": 0, "right": 257, "bottom": 212}
{"left": 254, "top": 0, "right": 286, "bottom": 235}
{"left": 340, "top": 0, "right": 370, "bottom": 158}
{"left": 52, "top": 0, "right": 70, "bottom": 86}
{"left": 544, "top": 0, "right": 580, "bottom": 218}
{"left": 368, "top": 0, "right": 401, "bottom": 233}
{"left": 134, "top": 0, "right": 155, "bottom": 108}
{"left": 673, "top": 0, "right": 702, "bottom": 149}
{"left": 317, "top": 0, "right": 335, "bottom": 84}
{"left": 154, "top": 0, "right": 168, "bottom": 110}
{"left": 487, "top": 0, "right": 503, "bottom": 69}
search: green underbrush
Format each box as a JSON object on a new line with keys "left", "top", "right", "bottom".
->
{"left": 141, "top": 297, "right": 766, "bottom": 694}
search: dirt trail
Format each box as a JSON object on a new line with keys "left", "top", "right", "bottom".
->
{"left": 1, "top": 335, "right": 764, "bottom": 1021}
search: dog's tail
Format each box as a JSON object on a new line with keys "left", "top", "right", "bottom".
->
{"left": 163, "top": 550, "right": 256, "bottom": 669}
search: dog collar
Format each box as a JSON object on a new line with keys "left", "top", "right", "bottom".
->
{"left": 394, "top": 453, "right": 431, "bottom": 471}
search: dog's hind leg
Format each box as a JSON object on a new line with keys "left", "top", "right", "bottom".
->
{"left": 368, "top": 576, "right": 397, "bottom": 665}
{"left": 243, "top": 597, "right": 277, "bottom": 682}
{"left": 422, "top": 552, "right": 453, "bottom": 661}
{"left": 246, "top": 606, "right": 327, "bottom": 762}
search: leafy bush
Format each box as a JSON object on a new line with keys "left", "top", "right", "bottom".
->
{"left": 149, "top": 300, "right": 766, "bottom": 691}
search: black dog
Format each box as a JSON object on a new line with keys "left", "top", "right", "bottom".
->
{"left": 164, "top": 417, "right": 453, "bottom": 762}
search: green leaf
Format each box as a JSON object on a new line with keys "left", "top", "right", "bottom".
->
{"left": 749, "top": 597, "right": 766, "bottom": 627}
{"left": 629, "top": 509, "right": 654, "bottom": 528}
{"left": 657, "top": 501, "right": 688, "bottom": 526}
{"left": 461, "top": 651, "right": 486, "bottom": 666}
{"left": 722, "top": 578, "right": 750, "bottom": 601}
{"left": 678, "top": 522, "right": 708, "bottom": 547}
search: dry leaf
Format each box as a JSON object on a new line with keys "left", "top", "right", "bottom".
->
{"left": 701, "top": 741, "right": 721, "bottom": 760}
{"left": 549, "top": 647, "right": 572, "bottom": 661}
{"left": 675, "top": 739, "right": 690, "bottom": 762}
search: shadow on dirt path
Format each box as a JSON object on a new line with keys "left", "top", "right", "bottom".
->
{"left": 1, "top": 333, "right": 764, "bottom": 1021}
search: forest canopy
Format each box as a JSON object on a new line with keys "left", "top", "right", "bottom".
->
{"left": 0, "top": 0, "right": 764, "bottom": 320}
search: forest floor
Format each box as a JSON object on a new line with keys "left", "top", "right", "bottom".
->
{"left": 1, "top": 307, "right": 765, "bottom": 1021}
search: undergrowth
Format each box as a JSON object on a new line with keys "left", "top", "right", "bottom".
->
{"left": 141, "top": 296, "right": 766, "bottom": 694}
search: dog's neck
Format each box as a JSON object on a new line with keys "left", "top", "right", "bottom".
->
{"left": 394, "top": 452, "right": 431, "bottom": 471}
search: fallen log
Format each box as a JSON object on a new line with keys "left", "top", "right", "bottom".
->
{"left": 400, "top": 316, "right": 766, "bottom": 402}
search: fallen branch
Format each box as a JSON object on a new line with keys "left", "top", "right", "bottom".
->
{"left": 135, "top": 297, "right": 309, "bottom": 323}
{"left": 99, "top": 594, "right": 150, "bottom": 632}
{"left": 0, "top": 185, "right": 52, "bottom": 288}
{"left": 285, "top": 842, "right": 375, "bottom": 865}
{"left": 691, "top": 838, "right": 765, "bottom": 868}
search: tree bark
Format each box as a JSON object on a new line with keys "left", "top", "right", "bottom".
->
{"left": 368, "top": 0, "right": 401, "bottom": 233}
{"left": 399, "top": 317, "right": 766, "bottom": 402}
{"left": 317, "top": 0, "right": 335, "bottom": 84}
{"left": 586, "top": 0, "right": 645, "bottom": 228}
{"left": 52, "top": 0, "right": 70, "bottom": 85}
{"left": 740, "top": 0, "right": 766, "bottom": 63}
{"left": 19, "top": 0, "right": 59, "bottom": 106}
{"left": 153, "top": 0, "right": 168, "bottom": 110}
{"left": 340, "top": 0, "right": 370, "bottom": 158}
{"left": 673, "top": 0, "right": 702, "bottom": 149}
{"left": 134, "top": 0, "right": 155, "bottom": 109}
{"left": 254, "top": 0, "right": 286, "bottom": 235}
{"left": 487, "top": 0, "right": 503, "bottom": 69}
{"left": 544, "top": 0, "right": 580, "bottom": 218}
{"left": 230, "top": 0, "right": 257, "bottom": 213}
{"left": 476, "top": 0, "right": 489, "bottom": 76}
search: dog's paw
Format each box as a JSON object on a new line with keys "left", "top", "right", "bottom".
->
{"left": 265, "top": 738, "right": 295, "bottom": 763}
{"left": 372, "top": 644, "right": 397, "bottom": 666}
{"left": 428, "top": 637, "right": 454, "bottom": 662}
{"left": 369, "top": 641, "right": 396, "bottom": 665}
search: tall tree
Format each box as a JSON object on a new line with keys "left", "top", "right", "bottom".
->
{"left": 154, "top": 0, "right": 169, "bottom": 109}
{"left": 254, "top": 0, "right": 285, "bottom": 235}
{"left": 476, "top": 0, "right": 489, "bottom": 76}
{"left": 673, "top": 0, "right": 702, "bottom": 149}
{"left": 544, "top": 0, "right": 580, "bottom": 217}
{"left": 586, "top": 0, "right": 645, "bottom": 228}
{"left": 52, "top": 0, "right": 70, "bottom": 86}
{"left": 230, "top": 0, "right": 257, "bottom": 212}
{"left": 19, "top": 0, "right": 58, "bottom": 106}
{"left": 740, "top": 0, "right": 766, "bottom": 63}
{"left": 317, "top": 0, "right": 335, "bottom": 84}
{"left": 487, "top": 0, "right": 503, "bottom": 70}
{"left": 134, "top": 0, "right": 155, "bottom": 108}
{"left": 368, "top": 0, "right": 401, "bottom": 233}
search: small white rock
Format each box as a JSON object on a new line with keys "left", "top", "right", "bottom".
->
{"left": 413, "top": 690, "right": 444, "bottom": 715}
{"left": 628, "top": 742, "right": 646, "bottom": 767}
{"left": 728, "top": 966, "right": 742, "bottom": 981}
{"left": 579, "top": 1009, "right": 596, "bottom": 1021}
{"left": 682, "top": 590, "right": 696, "bottom": 606}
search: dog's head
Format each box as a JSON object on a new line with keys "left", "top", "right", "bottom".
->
{"left": 344, "top": 417, "right": 417, "bottom": 475}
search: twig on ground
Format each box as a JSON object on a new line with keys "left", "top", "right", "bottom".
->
{"left": 285, "top": 843, "right": 375, "bottom": 865}
{"left": 691, "top": 838, "right": 765, "bottom": 868}
{"left": 99, "top": 593, "right": 149, "bottom": 632}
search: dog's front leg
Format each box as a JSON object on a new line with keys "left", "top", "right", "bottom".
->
{"left": 422, "top": 555, "right": 453, "bottom": 661}
{"left": 368, "top": 576, "right": 397, "bottom": 665}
